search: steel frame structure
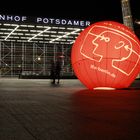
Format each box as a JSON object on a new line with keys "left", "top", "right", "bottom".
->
{"left": 0, "top": 41, "right": 73, "bottom": 77}
{"left": 0, "top": 16, "right": 86, "bottom": 78}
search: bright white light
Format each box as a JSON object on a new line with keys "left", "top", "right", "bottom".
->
{"left": 20, "top": 25, "right": 28, "bottom": 27}
{"left": 49, "top": 28, "right": 81, "bottom": 43}
{"left": 135, "top": 20, "right": 140, "bottom": 25}
{"left": 0, "top": 28, "right": 13, "bottom": 31}
{"left": 4, "top": 25, "right": 19, "bottom": 41}
{"left": 36, "top": 26, "right": 43, "bottom": 28}
{"left": 28, "top": 27, "right": 51, "bottom": 42}
{"left": 94, "top": 87, "right": 116, "bottom": 90}
{"left": 27, "top": 25, "right": 34, "bottom": 28}
{"left": 4, "top": 24, "right": 18, "bottom": 26}
{"left": 67, "top": 28, "right": 75, "bottom": 30}
{"left": 30, "top": 30, "right": 42, "bottom": 32}
{"left": 17, "top": 29, "right": 28, "bottom": 32}
{"left": 58, "top": 27, "right": 65, "bottom": 29}
{"left": 37, "top": 57, "right": 41, "bottom": 61}
{"left": 52, "top": 27, "right": 59, "bottom": 29}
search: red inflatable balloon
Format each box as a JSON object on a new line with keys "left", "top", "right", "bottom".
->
{"left": 71, "top": 21, "right": 140, "bottom": 89}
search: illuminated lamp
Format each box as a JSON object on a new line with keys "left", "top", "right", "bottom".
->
{"left": 71, "top": 21, "right": 140, "bottom": 90}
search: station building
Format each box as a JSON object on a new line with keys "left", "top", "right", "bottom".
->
{"left": 0, "top": 14, "right": 91, "bottom": 78}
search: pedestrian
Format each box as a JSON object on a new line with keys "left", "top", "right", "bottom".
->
{"left": 55, "top": 58, "right": 62, "bottom": 84}
{"left": 50, "top": 60, "right": 55, "bottom": 84}
{"left": 19, "top": 66, "right": 22, "bottom": 79}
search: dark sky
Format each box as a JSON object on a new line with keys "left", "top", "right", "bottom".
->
{"left": 130, "top": 0, "right": 139, "bottom": 20}
{"left": 0, "top": 0, "right": 139, "bottom": 23}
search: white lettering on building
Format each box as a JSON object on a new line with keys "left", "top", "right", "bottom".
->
{"left": 0, "top": 15, "right": 91, "bottom": 27}
{"left": 0, "top": 15, "right": 27, "bottom": 22}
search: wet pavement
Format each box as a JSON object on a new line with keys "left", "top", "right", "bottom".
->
{"left": 0, "top": 78, "right": 140, "bottom": 140}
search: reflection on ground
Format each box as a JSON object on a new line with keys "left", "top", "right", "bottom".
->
{"left": 72, "top": 89, "right": 140, "bottom": 140}
{"left": 0, "top": 79, "right": 140, "bottom": 140}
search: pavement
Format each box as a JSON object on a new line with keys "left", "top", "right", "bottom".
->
{"left": 0, "top": 78, "right": 140, "bottom": 140}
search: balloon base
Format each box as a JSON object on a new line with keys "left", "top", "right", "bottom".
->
{"left": 93, "top": 87, "right": 116, "bottom": 90}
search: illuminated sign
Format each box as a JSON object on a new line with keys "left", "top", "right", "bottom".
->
{"left": 71, "top": 21, "right": 140, "bottom": 90}
{"left": 0, "top": 15, "right": 90, "bottom": 27}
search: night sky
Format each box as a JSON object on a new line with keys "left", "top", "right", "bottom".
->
{"left": 0, "top": 0, "right": 139, "bottom": 23}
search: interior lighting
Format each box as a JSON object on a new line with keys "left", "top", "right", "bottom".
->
{"left": 28, "top": 27, "right": 51, "bottom": 42}
{"left": 49, "top": 29, "right": 81, "bottom": 43}
{"left": 4, "top": 25, "right": 19, "bottom": 41}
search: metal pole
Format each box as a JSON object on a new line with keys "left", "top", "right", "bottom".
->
{"left": 11, "top": 42, "right": 13, "bottom": 77}
{"left": 121, "top": 0, "right": 134, "bottom": 31}
{"left": 0, "top": 42, "right": 1, "bottom": 77}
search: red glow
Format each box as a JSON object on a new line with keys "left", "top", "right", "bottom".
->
{"left": 71, "top": 21, "right": 140, "bottom": 90}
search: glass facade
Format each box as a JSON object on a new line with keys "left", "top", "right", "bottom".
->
{"left": 0, "top": 41, "right": 75, "bottom": 78}
{"left": 0, "top": 16, "right": 90, "bottom": 78}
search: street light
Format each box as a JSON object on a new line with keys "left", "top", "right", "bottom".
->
{"left": 37, "top": 57, "right": 41, "bottom": 61}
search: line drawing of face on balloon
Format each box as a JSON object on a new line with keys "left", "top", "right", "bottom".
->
{"left": 80, "top": 25, "right": 140, "bottom": 76}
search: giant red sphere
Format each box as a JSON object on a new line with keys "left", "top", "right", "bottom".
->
{"left": 71, "top": 21, "right": 140, "bottom": 89}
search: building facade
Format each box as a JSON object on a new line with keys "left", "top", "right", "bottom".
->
{"left": 0, "top": 15, "right": 91, "bottom": 78}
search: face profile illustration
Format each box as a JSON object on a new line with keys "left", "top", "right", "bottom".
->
{"left": 80, "top": 25, "right": 140, "bottom": 76}
{"left": 72, "top": 21, "right": 140, "bottom": 89}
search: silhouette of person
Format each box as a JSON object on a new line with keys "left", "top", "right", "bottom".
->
{"left": 19, "top": 65, "right": 22, "bottom": 79}
{"left": 55, "top": 59, "right": 62, "bottom": 84}
{"left": 50, "top": 60, "right": 55, "bottom": 84}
